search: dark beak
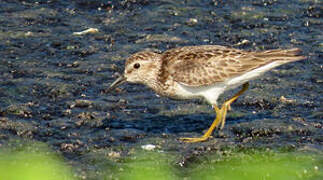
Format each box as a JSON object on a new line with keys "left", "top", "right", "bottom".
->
{"left": 106, "top": 75, "right": 126, "bottom": 92}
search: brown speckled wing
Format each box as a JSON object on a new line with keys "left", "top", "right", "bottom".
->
{"left": 159, "top": 45, "right": 304, "bottom": 87}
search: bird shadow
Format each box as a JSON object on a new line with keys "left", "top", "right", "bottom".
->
{"left": 103, "top": 111, "right": 269, "bottom": 135}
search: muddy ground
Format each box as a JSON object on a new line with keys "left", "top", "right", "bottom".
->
{"left": 0, "top": 0, "right": 322, "bottom": 179}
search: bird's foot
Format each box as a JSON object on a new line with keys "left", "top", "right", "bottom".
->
{"left": 227, "top": 104, "right": 232, "bottom": 111}
{"left": 179, "top": 135, "right": 212, "bottom": 143}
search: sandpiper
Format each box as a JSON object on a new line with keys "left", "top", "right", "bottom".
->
{"left": 108, "top": 45, "right": 305, "bottom": 142}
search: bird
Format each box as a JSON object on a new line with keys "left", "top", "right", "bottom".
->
{"left": 107, "top": 45, "right": 306, "bottom": 142}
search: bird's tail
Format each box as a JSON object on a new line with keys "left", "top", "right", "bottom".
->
{"left": 257, "top": 48, "right": 306, "bottom": 62}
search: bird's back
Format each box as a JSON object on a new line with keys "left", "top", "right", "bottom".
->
{"left": 158, "top": 45, "right": 305, "bottom": 87}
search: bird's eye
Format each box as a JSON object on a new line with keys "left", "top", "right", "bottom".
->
{"left": 133, "top": 63, "right": 140, "bottom": 69}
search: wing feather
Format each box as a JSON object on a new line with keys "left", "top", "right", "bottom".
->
{"left": 158, "top": 45, "right": 305, "bottom": 87}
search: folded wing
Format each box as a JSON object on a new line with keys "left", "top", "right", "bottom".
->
{"left": 159, "top": 45, "right": 305, "bottom": 87}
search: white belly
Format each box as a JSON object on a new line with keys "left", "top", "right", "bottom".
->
{"left": 174, "top": 61, "right": 284, "bottom": 105}
{"left": 176, "top": 82, "right": 226, "bottom": 105}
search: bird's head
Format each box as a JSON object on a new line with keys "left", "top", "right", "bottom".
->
{"left": 107, "top": 51, "right": 162, "bottom": 92}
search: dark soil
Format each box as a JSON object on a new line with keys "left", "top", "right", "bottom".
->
{"left": 0, "top": 0, "right": 322, "bottom": 179}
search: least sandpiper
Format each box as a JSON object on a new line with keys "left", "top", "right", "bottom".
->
{"left": 108, "top": 45, "right": 305, "bottom": 142}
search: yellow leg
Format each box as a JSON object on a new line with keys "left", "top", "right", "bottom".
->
{"left": 180, "top": 105, "right": 222, "bottom": 143}
{"left": 220, "top": 82, "right": 249, "bottom": 129}
{"left": 180, "top": 83, "right": 249, "bottom": 143}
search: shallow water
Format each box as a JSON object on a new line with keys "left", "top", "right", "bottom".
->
{"left": 0, "top": 0, "right": 322, "bottom": 179}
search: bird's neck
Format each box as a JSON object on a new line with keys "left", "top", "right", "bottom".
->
{"left": 141, "top": 60, "right": 166, "bottom": 93}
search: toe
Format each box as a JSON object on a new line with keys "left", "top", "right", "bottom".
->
{"left": 179, "top": 136, "right": 210, "bottom": 143}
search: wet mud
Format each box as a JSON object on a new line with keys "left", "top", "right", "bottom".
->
{"left": 0, "top": 0, "right": 322, "bottom": 179}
